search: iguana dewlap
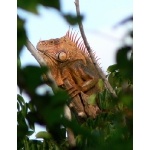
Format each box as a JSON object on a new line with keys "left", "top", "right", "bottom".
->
{"left": 36, "top": 30, "right": 102, "bottom": 119}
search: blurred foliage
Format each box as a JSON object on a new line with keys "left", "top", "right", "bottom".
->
{"left": 17, "top": 15, "right": 27, "bottom": 57}
{"left": 17, "top": 1, "right": 132, "bottom": 150}
{"left": 63, "top": 14, "right": 83, "bottom": 25}
{"left": 17, "top": 0, "right": 61, "bottom": 14}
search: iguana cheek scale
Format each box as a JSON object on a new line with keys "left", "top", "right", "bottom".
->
{"left": 36, "top": 30, "right": 103, "bottom": 120}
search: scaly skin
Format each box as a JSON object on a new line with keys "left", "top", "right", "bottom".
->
{"left": 36, "top": 30, "right": 103, "bottom": 119}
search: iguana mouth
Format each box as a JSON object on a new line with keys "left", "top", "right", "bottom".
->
{"left": 37, "top": 49, "right": 58, "bottom": 65}
{"left": 38, "top": 49, "right": 53, "bottom": 58}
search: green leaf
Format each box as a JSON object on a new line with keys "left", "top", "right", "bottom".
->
{"left": 17, "top": 94, "right": 25, "bottom": 107}
{"left": 28, "top": 140, "right": 43, "bottom": 150}
{"left": 17, "top": 111, "right": 27, "bottom": 126}
{"left": 49, "top": 89, "right": 68, "bottom": 107}
{"left": 26, "top": 112, "right": 38, "bottom": 129}
{"left": 17, "top": 0, "right": 38, "bottom": 14}
{"left": 98, "top": 79, "right": 104, "bottom": 90}
{"left": 116, "top": 46, "right": 133, "bottom": 81}
{"left": 114, "top": 15, "right": 133, "bottom": 27}
{"left": 17, "top": 56, "right": 22, "bottom": 69}
{"left": 76, "top": 135, "right": 83, "bottom": 146}
{"left": 21, "top": 103, "right": 28, "bottom": 117}
{"left": 116, "top": 46, "right": 131, "bottom": 67}
{"left": 36, "top": 131, "right": 51, "bottom": 140}
{"left": 41, "top": 0, "right": 60, "bottom": 10}
{"left": 17, "top": 65, "right": 47, "bottom": 93}
{"left": 120, "top": 94, "right": 133, "bottom": 108}
{"left": 27, "top": 101, "right": 36, "bottom": 112}
{"left": 107, "top": 64, "right": 118, "bottom": 73}
{"left": 88, "top": 94, "right": 96, "bottom": 105}
{"left": 108, "top": 73, "right": 115, "bottom": 88}
{"left": 63, "top": 14, "right": 83, "bottom": 25}
{"left": 17, "top": 15, "right": 27, "bottom": 56}
{"left": 17, "top": 123, "right": 28, "bottom": 138}
{"left": 28, "top": 122, "right": 35, "bottom": 131}
{"left": 27, "top": 130, "right": 35, "bottom": 136}
{"left": 17, "top": 0, "right": 60, "bottom": 14}
{"left": 17, "top": 102, "right": 20, "bottom": 111}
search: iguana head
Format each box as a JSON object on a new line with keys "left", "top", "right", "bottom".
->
{"left": 36, "top": 30, "right": 89, "bottom": 65}
{"left": 36, "top": 30, "right": 92, "bottom": 86}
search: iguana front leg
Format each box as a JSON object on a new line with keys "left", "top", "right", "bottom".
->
{"left": 70, "top": 61, "right": 100, "bottom": 94}
{"left": 64, "top": 77, "right": 101, "bottom": 119}
{"left": 62, "top": 71, "right": 101, "bottom": 119}
{"left": 67, "top": 62, "right": 102, "bottom": 118}
{"left": 63, "top": 77, "right": 87, "bottom": 119}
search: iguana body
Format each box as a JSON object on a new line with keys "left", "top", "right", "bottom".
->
{"left": 36, "top": 30, "right": 103, "bottom": 119}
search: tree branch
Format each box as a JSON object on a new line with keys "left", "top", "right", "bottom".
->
{"left": 26, "top": 39, "right": 76, "bottom": 147}
{"left": 74, "top": 0, "right": 117, "bottom": 97}
{"left": 64, "top": 105, "right": 76, "bottom": 147}
{"left": 26, "top": 40, "right": 58, "bottom": 91}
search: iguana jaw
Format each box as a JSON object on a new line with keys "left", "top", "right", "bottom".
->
{"left": 37, "top": 48, "right": 68, "bottom": 64}
{"left": 36, "top": 39, "right": 68, "bottom": 63}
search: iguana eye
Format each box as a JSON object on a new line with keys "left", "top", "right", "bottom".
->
{"left": 57, "top": 51, "right": 67, "bottom": 61}
{"left": 49, "top": 40, "right": 54, "bottom": 44}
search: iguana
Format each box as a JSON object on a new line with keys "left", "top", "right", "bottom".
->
{"left": 36, "top": 30, "right": 104, "bottom": 120}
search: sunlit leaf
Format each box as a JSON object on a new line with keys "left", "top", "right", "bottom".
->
{"left": 98, "top": 79, "right": 105, "bottom": 90}
{"left": 88, "top": 94, "right": 96, "bottom": 105}
{"left": 36, "top": 131, "right": 51, "bottom": 140}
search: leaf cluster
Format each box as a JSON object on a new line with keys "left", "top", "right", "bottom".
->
{"left": 17, "top": 1, "right": 133, "bottom": 149}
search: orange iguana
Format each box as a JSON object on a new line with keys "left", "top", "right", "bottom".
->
{"left": 36, "top": 30, "right": 103, "bottom": 120}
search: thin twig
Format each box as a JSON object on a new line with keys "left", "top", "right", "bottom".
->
{"left": 64, "top": 105, "right": 76, "bottom": 147}
{"left": 26, "top": 39, "right": 76, "bottom": 147}
{"left": 74, "top": 0, "right": 117, "bottom": 97}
